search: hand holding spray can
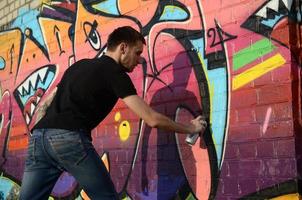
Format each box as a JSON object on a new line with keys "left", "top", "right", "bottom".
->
{"left": 185, "top": 116, "right": 208, "bottom": 145}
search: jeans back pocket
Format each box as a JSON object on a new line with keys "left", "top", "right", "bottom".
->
{"left": 48, "top": 131, "right": 87, "bottom": 166}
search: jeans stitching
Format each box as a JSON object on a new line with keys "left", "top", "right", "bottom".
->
{"left": 48, "top": 131, "right": 87, "bottom": 166}
{"left": 26, "top": 137, "right": 36, "bottom": 166}
{"left": 33, "top": 138, "right": 36, "bottom": 163}
{"left": 41, "top": 129, "right": 65, "bottom": 171}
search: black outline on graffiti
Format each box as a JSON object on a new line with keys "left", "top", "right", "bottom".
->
{"left": 54, "top": 25, "right": 66, "bottom": 56}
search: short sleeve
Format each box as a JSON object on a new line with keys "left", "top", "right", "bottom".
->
{"left": 109, "top": 71, "right": 137, "bottom": 98}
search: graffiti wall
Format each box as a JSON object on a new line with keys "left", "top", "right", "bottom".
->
{"left": 0, "top": 0, "right": 301, "bottom": 199}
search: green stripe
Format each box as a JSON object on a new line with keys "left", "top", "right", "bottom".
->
{"left": 233, "top": 38, "right": 275, "bottom": 71}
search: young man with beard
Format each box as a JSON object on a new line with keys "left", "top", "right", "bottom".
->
{"left": 20, "top": 26, "right": 207, "bottom": 200}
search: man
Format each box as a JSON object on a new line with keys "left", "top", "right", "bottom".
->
{"left": 20, "top": 26, "right": 207, "bottom": 200}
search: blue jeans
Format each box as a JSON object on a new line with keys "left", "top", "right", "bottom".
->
{"left": 20, "top": 129, "right": 118, "bottom": 200}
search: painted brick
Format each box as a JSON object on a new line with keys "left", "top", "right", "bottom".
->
{"left": 275, "top": 138, "right": 296, "bottom": 158}
{"left": 253, "top": 72, "right": 273, "bottom": 87}
{"left": 262, "top": 120, "right": 294, "bottom": 138}
{"left": 229, "top": 109, "right": 238, "bottom": 126}
{"left": 256, "top": 140, "right": 276, "bottom": 158}
{"left": 255, "top": 104, "right": 291, "bottom": 129}
{"left": 216, "top": 179, "right": 226, "bottom": 197}
{"left": 239, "top": 160, "right": 262, "bottom": 178}
{"left": 227, "top": 161, "right": 241, "bottom": 178}
{"left": 228, "top": 124, "right": 261, "bottom": 142}
{"left": 216, "top": 7, "right": 234, "bottom": 27}
{"left": 223, "top": 177, "right": 240, "bottom": 195}
{"left": 146, "top": 147, "right": 157, "bottom": 161}
{"left": 272, "top": 24, "right": 290, "bottom": 45}
{"left": 0, "top": 0, "right": 300, "bottom": 199}
{"left": 238, "top": 142, "right": 257, "bottom": 158}
{"left": 256, "top": 178, "right": 279, "bottom": 193}
{"left": 256, "top": 84, "right": 292, "bottom": 105}
{"left": 262, "top": 158, "right": 297, "bottom": 178}
{"left": 162, "top": 145, "right": 177, "bottom": 161}
{"left": 101, "top": 137, "right": 123, "bottom": 150}
{"left": 231, "top": 89, "right": 257, "bottom": 109}
{"left": 156, "top": 133, "right": 170, "bottom": 145}
{"left": 278, "top": 159, "right": 297, "bottom": 178}
{"left": 255, "top": 104, "right": 272, "bottom": 123}
{"left": 273, "top": 102, "right": 292, "bottom": 121}
{"left": 271, "top": 64, "right": 291, "bottom": 83}
{"left": 177, "top": 145, "right": 195, "bottom": 161}
{"left": 224, "top": 143, "right": 239, "bottom": 159}
{"left": 238, "top": 178, "right": 257, "bottom": 196}
{"left": 236, "top": 107, "right": 256, "bottom": 123}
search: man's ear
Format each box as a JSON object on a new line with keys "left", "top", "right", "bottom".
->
{"left": 120, "top": 42, "right": 127, "bottom": 54}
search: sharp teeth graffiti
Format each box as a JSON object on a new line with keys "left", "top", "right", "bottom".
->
{"left": 241, "top": 0, "right": 302, "bottom": 65}
{"left": 242, "top": 0, "right": 295, "bottom": 39}
{"left": 0, "top": 0, "right": 301, "bottom": 199}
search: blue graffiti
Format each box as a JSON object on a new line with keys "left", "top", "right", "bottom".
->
{"left": 12, "top": 8, "right": 46, "bottom": 49}
{"left": 0, "top": 57, "right": 5, "bottom": 70}
{"left": 261, "top": 14, "right": 284, "bottom": 28}
{"left": 190, "top": 37, "right": 228, "bottom": 169}
{"left": 92, "top": 0, "right": 120, "bottom": 15}
{"left": 19, "top": 69, "right": 55, "bottom": 105}
{"left": 0, "top": 176, "right": 20, "bottom": 198}
{"left": 160, "top": 5, "right": 188, "bottom": 21}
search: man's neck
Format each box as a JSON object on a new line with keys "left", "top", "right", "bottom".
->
{"left": 104, "top": 51, "right": 120, "bottom": 65}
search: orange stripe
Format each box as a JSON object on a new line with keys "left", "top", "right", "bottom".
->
{"left": 8, "top": 137, "right": 28, "bottom": 151}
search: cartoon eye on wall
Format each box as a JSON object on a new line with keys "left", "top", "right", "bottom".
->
{"left": 83, "top": 20, "right": 101, "bottom": 51}
{"left": 0, "top": 56, "right": 5, "bottom": 70}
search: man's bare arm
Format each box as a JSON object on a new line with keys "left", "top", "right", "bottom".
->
{"left": 35, "top": 87, "right": 57, "bottom": 123}
{"left": 122, "top": 95, "right": 206, "bottom": 134}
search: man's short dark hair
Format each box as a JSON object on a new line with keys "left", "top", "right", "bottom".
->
{"left": 107, "top": 26, "right": 146, "bottom": 51}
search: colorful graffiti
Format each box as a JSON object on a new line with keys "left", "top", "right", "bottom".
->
{"left": 0, "top": 0, "right": 301, "bottom": 199}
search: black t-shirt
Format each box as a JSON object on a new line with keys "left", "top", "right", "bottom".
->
{"left": 33, "top": 55, "right": 137, "bottom": 132}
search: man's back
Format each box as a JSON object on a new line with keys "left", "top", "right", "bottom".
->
{"left": 34, "top": 56, "right": 136, "bottom": 132}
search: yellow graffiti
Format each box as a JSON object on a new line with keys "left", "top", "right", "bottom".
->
{"left": 119, "top": 120, "right": 131, "bottom": 141}
{"left": 114, "top": 112, "right": 131, "bottom": 141}
{"left": 114, "top": 112, "right": 121, "bottom": 122}
{"left": 42, "top": 0, "right": 51, "bottom": 4}
{"left": 121, "top": 195, "right": 132, "bottom": 200}
{"left": 232, "top": 54, "right": 286, "bottom": 90}
{"left": 270, "top": 193, "right": 301, "bottom": 200}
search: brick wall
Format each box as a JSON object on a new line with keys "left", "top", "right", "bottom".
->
{"left": 0, "top": 0, "right": 301, "bottom": 199}
{"left": 0, "top": 0, "right": 41, "bottom": 30}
